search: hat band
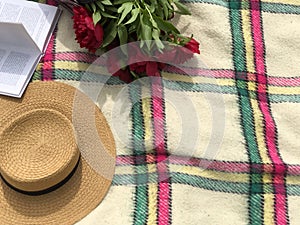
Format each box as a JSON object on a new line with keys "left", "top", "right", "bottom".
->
{"left": 1, "top": 157, "right": 80, "bottom": 196}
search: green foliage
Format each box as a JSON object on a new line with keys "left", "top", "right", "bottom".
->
{"left": 87, "top": 0, "right": 192, "bottom": 50}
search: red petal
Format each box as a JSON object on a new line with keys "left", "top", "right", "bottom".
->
{"left": 85, "top": 17, "right": 94, "bottom": 30}
{"left": 146, "top": 61, "right": 159, "bottom": 76}
{"left": 94, "top": 24, "right": 104, "bottom": 43}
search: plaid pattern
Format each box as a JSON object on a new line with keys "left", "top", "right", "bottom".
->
{"left": 32, "top": 0, "right": 300, "bottom": 224}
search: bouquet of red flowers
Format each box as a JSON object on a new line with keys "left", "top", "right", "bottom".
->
{"left": 56, "top": 0, "right": 200, "bottom": 82}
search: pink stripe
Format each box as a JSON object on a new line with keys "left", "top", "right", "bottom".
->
{"left": 165, "top": 66, "right": 235, "bottom": 78}
{"left": 41, "top": 0, "right": 57, "bottom": 81}
{"left": 117, "top": 155, "right": 300, "bottom": 175}
{"left": 42, "top": 32, "right": 55, "bottom": 81}
{"left": 268, "top": 77, "right": 300, "bottom": 87}
{"left": 251, "top": 1, "right": 288, "bottom": 224}
{"left": 54, "top": 52, "right": 300, "bottom": 87}
{"left": 151, "top": 78, "right": 170, "bottom": 225}
{"left": 55, "top": 52, "right": 98, "bottom": 63}
{"left": 43, "top": 0, "right": 57, "bottom": 80}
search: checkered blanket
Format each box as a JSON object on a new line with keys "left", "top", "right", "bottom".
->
{"left": 34, "top": 0, "right": 300, "bottom": 224}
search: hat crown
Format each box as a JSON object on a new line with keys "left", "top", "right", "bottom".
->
{"left": 0, "top": 109, "right": 80, "bottom": 193}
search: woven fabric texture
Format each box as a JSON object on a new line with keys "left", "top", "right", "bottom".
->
{"left": 31, "top": 0, "right": 300, "bottom": 224}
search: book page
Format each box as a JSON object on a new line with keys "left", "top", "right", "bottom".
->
{"left": 0, "top": 48, "right": 41, "bottom": 97}
{"left": 0, "top": 0, "right": 59, "bottom": 51}
{"left": 0, "top": 23, "right": 41, "bottom": 97}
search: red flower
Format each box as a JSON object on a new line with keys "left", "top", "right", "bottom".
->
{"left": 129, "top": 61, "right": 165, "bottom": 77}
{"left": 156, "top": 38, "right": 200, "bottom": 65}
{"left": 113, "top": 68, "right": 133, "bottom": 83}
{"left": 107, "top": 47, "right": 133, "bottom": 83}
{"left": 128, "top": 44, "right": 165, "bottom": 77}
{"left": 184, "top": 38, "right": 200, "bottom": 54}
{"left": 72, "top": 6, "right": 104, "bottom": 53}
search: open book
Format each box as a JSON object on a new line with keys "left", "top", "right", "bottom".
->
{"left": 0, "top": 0, "right": 61, "bottom": 97}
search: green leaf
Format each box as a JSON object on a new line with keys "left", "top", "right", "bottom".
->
{"left": 105, "top": 6, "right": 118, "bottom": 12}
{"left": 95, "top": 1, "right": 105, "bottom": 11}
{"left": 153, "top": 15, "right": 179, "bottom": 33}
{"left": 101, "top": 0, "right": 113, "bottom": 5}
{"left": 142, "top": 25, "right": 152, "bottom": 41}
{"left": 150, "top": 3, "right": 156, "bottom": 13}
{"left": 128, "top": 23, "right": 137, "bottom": 34}
{"left": 150, "top": 17, "right": 159, "bottom": 29}
{"left": 118, "top": 24, "right": 128, "bottom": 55}
{"left": 149, "top": 0, "right": 157, "bottom": 7}
{"left": 118, "top": 2, "right": 133, "bottom": 25}
{"left": 113, "top": 0, "right": 131, "bottom": 4}
{"left": 166, "top": 0, "right": 173, "bottom": 10}
{"left": 117, "top": 2, "right": 130, "bottom": 13}
{"left": 118, "top": 24, "right": 128, "bottom": 45}
{"left": 125, "top": 8, "right": 139, "bottom": 25}
{"left": 91, "top": 2, "right": 97, "bottom": 12}
{"left": 85, "top": 4, "right": 92, "bottom": 12}
{"left": 101, "top": 11, "right": 117, "bottom": 19}
{"left": 140, "top": 15, "right": 152, "bottom": 49}
{"left": 102, "top": 20, "right": 118, "bottom": 47}
{"left": 152, "top": 28, "right": 160, "bottom": 40}
{"left": 152, "top": 29, "right": 164, "bottom": 50}
{"left": 162, "top": 2, "right": 169, "bottom": 19}
{"left": 136, "top": 22, "right": 142, "bottom": 39}
{"left": 141, "top": 12, "right": 153, "bottom": 27}
{"left": 154, "top": 6, "right": 162, "bottom": 18}
{"left": 173, "top": 1, "right": 191, "bottom": 15}
{"left": 93, "top": 11, "right": 102, "bottom": 25}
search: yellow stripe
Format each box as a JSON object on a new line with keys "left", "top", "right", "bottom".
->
{"left": 263, "top": 193, "right": 275, "bottom": 224}
{"left": 263, "top": 0, "right": 300, "bottom": 6}
{"left": 269, "top": 86, "right": 300, "bottom": 95}
{"left": 142, "top": 97, "right": 154, "bottom": 154}
{"left": 286, "top": 175, "right": 300, "bottom": 185}
{"left": 147, "top": 163, "right": 157, "bottom": 174}
{"left": 262, "top": 173, "right": 273, "bottom": 183}
{"left": 241, "top": 6, "right": 274, "bottom": 224}
{"left": 163, "top": 72, "right": 300, "bottom": 95}
{"left": 170, "top": 164, "right": 248, "bottom": 183}
{"left": 55, "top": 61, "right": 89, "bottom": 71}
{"left": 262, "top": 173, "right": 274, "bottom": 221}
{"left": 250, "top": 99, "right": 271, "bottom": 163}
{"left": 241, "top": 9, "right": 255, "bottom": 74}
{"left": 36, "top": 63, "right": 43, "bottom": 72}
{"left": 142, "top": 97, "right": 157, "bottom": 225}
{"left": 54, "top": 61, "right": 112, "bottom": 76}
{"left": 114, "top": 164, "right": 300, "bottom": 186}
{"left": 241, "top": 8, "right": 270, "bottom": 164}
{"left": 147, "top": 183, "right": 158, "bottom": 225}
{"left": 115, "top": 165, "right": 134, "bottom": 175}
{"left": 162, "top": 72, "right": 235, "bottom": 86}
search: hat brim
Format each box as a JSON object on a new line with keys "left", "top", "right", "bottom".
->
{"left": 0, "top": 81, "right": 116, "bottom": 225}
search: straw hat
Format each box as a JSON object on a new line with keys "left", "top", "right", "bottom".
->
{"left": 0, "top": 81, "right": 116, "bottom": 224}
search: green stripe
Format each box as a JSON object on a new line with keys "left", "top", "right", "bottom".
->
{"left": 158, "top": 173, "right": 250, "bottom": 193}
{"left": 182, "top": 0, "right": 300, "bottom": 15}
{"left": 112, "top": 172, "right": 300, "bottom": 196}
{"left": 129, "top": 85, "right": 149, "bottom": 225}
{"left": 33, "top": 70, "right": 42, "bottom": 81}
{"left": 229, "top": 2, "right": 264, "bottom": 224}
{"left": 230, "top": 4, "right": 262, "bottom": 162}
{"left": 164, "top": 80, "right": 300, "bottom": 102}
{"left": 32, "top": 69, "right": 125, "bottom": 84}
{"left": 269, "top": 94, "right": 300, "bottom": 103}
{"left": 261, "top": 2, "right": 300, "bottom": 14}
{"left": 34, "top": 70, "right": 300, "bottom": 103}
{"left": 163, "top": 80, "right": 238, "bottom": 94}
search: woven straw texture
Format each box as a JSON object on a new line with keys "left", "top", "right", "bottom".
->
{"left": 0, "top": 82, "right": 116, "bottom": 224}
{"left": 4, "top": 0, "right": 300, "bottom": 224}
